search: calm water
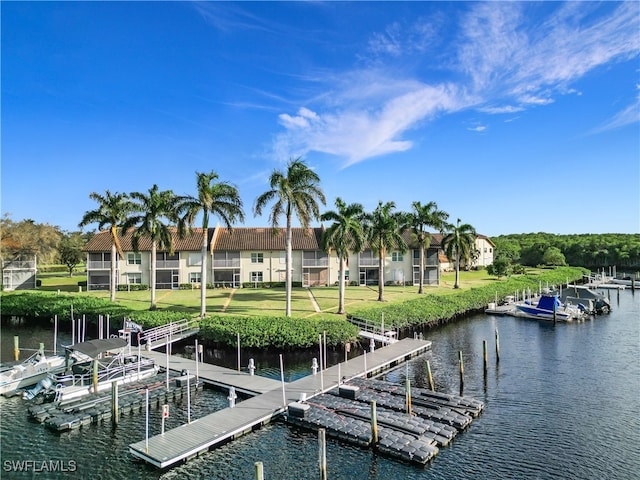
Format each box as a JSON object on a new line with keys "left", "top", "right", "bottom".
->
{"left": 1, "top": 290, "right": 638, "bottom": 479}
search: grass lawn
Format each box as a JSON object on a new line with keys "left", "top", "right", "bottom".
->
{"left": 34, "top": 268, "right": 542, "bottom": 318}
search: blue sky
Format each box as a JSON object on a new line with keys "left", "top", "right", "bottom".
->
{"left": 2, "top": 1, "right": 639, "bottom": 236}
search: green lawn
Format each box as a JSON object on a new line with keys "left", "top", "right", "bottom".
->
{"left": 35, "top": 269, "right": 536, "bottom": 318}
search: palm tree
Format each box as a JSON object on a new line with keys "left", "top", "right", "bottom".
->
{"left": 79, "top": 191, "right": 133, "bottom": 302}
{"left": 442, "top": 218, "right": 477, "bottom": 289}
{"left": 253, "top": 158, "right": 326, "bottom": 317}
{"left": 365, "top": 201, "right": 407, "bottom": 302}
{"left": 176, "top": 171, "right": 244, "bottom": 317}
{"left": 321, "top": 198, "right": 366, "bottom": 314}
{"left": 406, "top": 201, "right": 449, "bottom": 294}
{"left": 124, "top": 184, "right": 179, "bottom": 310}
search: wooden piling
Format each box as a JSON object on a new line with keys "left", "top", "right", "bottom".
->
{"left": 406, "top": 378, "right": 412, "bottom": 415}
{"left": 426, "top": 360, "right": 435, "bottom": 391}
{"left": 483, "top": 340, "right": 488, "bottom": 374}
{"left": 458, "top": 351, "right": 464, "bottom": 388}
{"left": 13, "top": 336, "right": 19, "bottom": 361}
{"left": 495, "top": 328, "right": 500, "bottom": 363}
{"left": 255, "top": 461, "right": 264, "bottom": 480}
{"left": 93, "top": 359, "right": 99, "bottom": 394}
{"left": 111, "top": 381, "right": 119, "bottom": 425}
{"left": 370, "top": 400, "right": 378, "bottom": 446}
{"left": 553, "top": 300, "right": 557, "bottom": 324}
{"left": 318, "top": 428, "right": 327, "bottom": 480}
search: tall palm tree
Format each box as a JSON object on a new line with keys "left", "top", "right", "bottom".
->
{"left": 365, "top": 201, "right": 407, "bottom": 302}
{"left": 176, "top": 171, "right": 244, "bottom": 317}
{"left": 442, "top": 218, "right": 477, "bottom": 289}
{"left": 253, "top": 158, "right": 326, "bottom": 317}
{"left": 406, "top": 201, "right": 449, "bottom": 294}
{"left": 321, "top": 198, "right": 365, "bottom": 315}
{"left": 79, "top": 191, "right": 133, "bottom": 302}
{"left": 124, "top": 184, "right": 179, "bottom": 310}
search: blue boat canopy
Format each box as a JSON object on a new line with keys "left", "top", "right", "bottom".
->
{"left": 537, "top": 295, "right": 561, "bottom": 311}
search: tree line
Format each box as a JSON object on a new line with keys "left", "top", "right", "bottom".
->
{"left": 492, "top": 233, "right": 640, "bottom": 270}
{"left": 1, "top": 158, "right": 477, "bottom": 317}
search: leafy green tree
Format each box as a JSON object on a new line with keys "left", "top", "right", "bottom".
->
{"left": 321, "top": 198, "right": 366, "bottom": 314}
{"left": 253, "top": 158, "right": 326, "bottom": 317}
{"left": 124, "top": 185, "right": 179, "bottom": 310}
{"left": 58, "top": 232, "right": 85, "bottom": 276}
{"left": 493, "top": 238, "right": 521, "bottom": 264}
{"left": 487, "top": 256, "right": 511, "bottom": 278}
{"left": 0, "top": 215, "right": 62, "bottom": 265}
{"left": 79, "top": 191, "right": 134, "bottom": 301}
{"left": 442, "top": 218, "right": 477, "bottom": 289}
{"left": 364, "top": 201, "right": 407, "bottom": 301}
{"left": 405, "top": 201, "right": 449, "bottom": 294}
{"left": 543, "top": 246, "right": 566, "bottom": 266}
{"left": 176, "top": 171, "right": 245, "bottom": 317}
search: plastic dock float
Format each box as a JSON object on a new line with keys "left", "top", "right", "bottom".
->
{"left": 129, "top": 338, "right": 431, "bottom": 469}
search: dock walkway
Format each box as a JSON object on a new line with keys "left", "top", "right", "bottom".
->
{"left": 130, "top": 338, "right": 431, "bottom": 468}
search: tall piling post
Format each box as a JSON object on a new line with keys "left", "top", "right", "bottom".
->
{"left": 13, "top": 336, "right": 19, "bottom": 361}
{"left": 111, "top": 381, "right": 119, "bottom": 425}
{"left": 237, "top": 332, "right": 241, "bottom": 372}
{"left": 279, "top": 354, "right": 286, "bottom": 406}
{"left": 255, "top": 461, "right": 264, "bottom": 480}
{"left": 318, "top": 428, "right": 327, "bottom": 480}
{"left": 495, "top": 328, "right": 500, "bottom": 363}
{"left": 406, "top": 377, "right": 412, "bottom": 415}
{"left": 426, "top": 360, "right": 435, "bottom": 391}
{"left": 553, "top": 299, "right": 557, "bottom": 324}
{"left": 53, "top": 315, "right": 58, "bottom": 355}
{"left": 483, "top": 340, "right": 488, "bottom": 375}
{"left": 458, "top": 350, "right": 464, "bottom": 391}
{"left": 370, "top": 400, "right": 379, "bottom": 446}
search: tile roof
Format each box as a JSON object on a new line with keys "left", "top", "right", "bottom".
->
{"left": 211, "top": 227, "right": 323, "bottom": 251}
{"left": 83, "top": 228, "right": 206, "bottom": 252}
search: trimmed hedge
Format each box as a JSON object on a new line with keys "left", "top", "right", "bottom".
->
{"left": 348, "top": 266, "right": 588, "bottom": 329}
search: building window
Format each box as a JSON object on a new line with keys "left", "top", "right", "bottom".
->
{"left": 250, "top": 271, "right": 263, "bottom": 282}
{"left": 489, "top": 248, "right": 493, "bottom": 253}
{"left": 392, "top": 252, "right": 403, "bottom": 262}
{"left": 188, "top": 253, "right": 202, "bottom": 266}
{"left": 189, "top": 272, "right": 202, "bottom": 283}
{"left": 279, "top": 251, "right": 286, "bottom": 264}
{"left": 345, "top": 270, "right": 350, "bottom": 281}
{"left": 484, "top": 248, "right": 487, "bottom": 253}
{"left": 127, "top": 253, "right": 142, "bottom": 265}
{"left": 127, "top": 273, "right": 142, "bottom": 284}
{"left": 251, "top": 253, "right": 264, "bottom": 264}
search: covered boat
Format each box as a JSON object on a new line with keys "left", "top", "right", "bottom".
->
{"left": 515, "top": 294, "right": 582, "bottom": 321}
{"left": 0, "top": 345, "right": 73, "bottom": 396}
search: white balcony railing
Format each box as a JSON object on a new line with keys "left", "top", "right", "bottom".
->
{"left": 2, "top": 260, "right": 36, "bottom": 269}
{"left": 156, "top": 260, "right": 179, "bottom": 269}
{"left": 213, "top": 259, "right": 241, "bottom": 268}
{"left": 303, "top": 258, "right": 329, "bottom": 267}
{"left": 358, "top": 258, "right": 380, "bottom": 267}
{"left": 87, "top": 261, "right": 111, "bottom": 269}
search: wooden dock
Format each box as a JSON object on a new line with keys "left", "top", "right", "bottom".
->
{"left": 129, "top": 338, "right": 431, "bottom": 468}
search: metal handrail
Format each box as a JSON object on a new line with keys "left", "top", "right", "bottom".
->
{"left": 141, "top": 319, "right": 199, "bottom": 344}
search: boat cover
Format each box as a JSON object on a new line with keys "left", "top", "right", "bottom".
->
{"left": 537, "top": 295, "right": 561, "bottom": 311}
{"left": 66, "top": 338, "right": 128, "bottom": 358}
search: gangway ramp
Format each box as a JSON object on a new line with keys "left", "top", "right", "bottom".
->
{"left": 142, "top": 319, "right": 200, "bottom": 350}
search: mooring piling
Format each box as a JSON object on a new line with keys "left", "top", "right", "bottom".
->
{"left": 13, "top": 336, "right": 19, "bottom": 361}
{"left": 426, "top": 360, "right": 435, "bottom": 391}
{"left": 255, "top": 461, "right": 264, "bottom": 480}
{"left": 318, "top": 428, "right": 327, "bottom": 480}
{"left": 370, "top": 400, "right": 379, "bottom": 446}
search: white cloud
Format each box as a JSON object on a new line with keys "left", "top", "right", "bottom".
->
{"left": 468, "top": 125, "right": 487, "bottom": 133}
{"left": 591, "top": 96, "right": 640, "bottom": 134}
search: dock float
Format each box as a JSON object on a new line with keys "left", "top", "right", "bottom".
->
{"left": 129, "top": 338, "right": 431, "bottom": 468}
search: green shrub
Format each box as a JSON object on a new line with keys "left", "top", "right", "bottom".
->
{"left": 77, "top": 281, "right": 88, "bottom": 287}
{"left": 116, "top": 284, "right": 148, "bottom": 291}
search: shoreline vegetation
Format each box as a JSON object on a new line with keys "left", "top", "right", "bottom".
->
{"left": 1, "top": 266, "right": 587, "bottom": 349}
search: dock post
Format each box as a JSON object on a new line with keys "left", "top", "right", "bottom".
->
{"left": 318, "top": 428, "right": 327, "bottom": 480}
{"left": 458, "top": 351, "right": 464, "bottom": 390}
{"left": 483, "top": 340, "right": 488, "bottom": 374}
{"left": 93, "top": 358, "right": 99, "bottom": 394}
{"left": 495, "top": 328, "right": 500, "bottom": 363}
{"left": 145, "top": 388, "right": 149, "bottom": 453}
{"left": 369, "top": 338, "right": 375, "bottom": 352}
{"left": 364, "top": 351, "right": 367, "bottom": 376}
{"left": 53, "top": 315, "right": 58, "bottom": 355}
{"left": 111, "top": 381, "right": 119, "bottom": 425}
{"left": 83, "top": 314, "right": 86, "bottom": 342}
{"left": 426, "top": 360, "right": 435, "bottom": 391}
{"left": 237, "top": 332, "right": 241, "bottom": 372}
{"left": 248, "top": 358, "right": 256, "bottom": 376}
{"left": 406, "top": 377, "right": 412, "bottom": 415}
{"left": 338, "top": 362, "right": 341, "bottom": 386}
{"left": 228, "top": 386, "right": 237, "bottom": 408}
{"left": 312, "top": 358, "right": 318, "bottom": 376}
{"left": 138, "top": 343, "right": 141, "bottom": 380}
{"left": 165, "top": 336, "right": 170, "bottom": 391}
{"left": 255, "top": 461, "right": 264, "bottom": 480}
{"left": 323, "top": 331, "right": 327, "bottom": 371}
{"left": 187, "top": 370, "right": 191, "bottom": 423}
{"left": 13, "top": 336, "right": 19, "bottom": 361}
{"left": 370, "top": 400, "right": 378, "bottom": 446}
{"left": 279, "top": 354, "right": 286, "bottom": 406}
{"left": 633, "top": 278, "right": 636, "bottom": 293}
{"left": 553, "top": 300, "right": 557, "bottom": 324}
{"left": 72, "top": 316, "right": 75, "bottom": 345}
{"left": 195, "top": 340, "right": 200, "bottom": 382}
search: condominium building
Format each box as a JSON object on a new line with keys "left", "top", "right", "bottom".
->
{"left": 83, "top": 226, "right": 444, "bottom": 291}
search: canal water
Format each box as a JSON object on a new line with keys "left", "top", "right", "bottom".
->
{"left": 1, "top": 290, "right": 638, "bottom": 479}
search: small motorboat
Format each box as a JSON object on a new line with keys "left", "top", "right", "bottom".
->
{"left": 515, "top": 294, "right": 582, "bottom": 322}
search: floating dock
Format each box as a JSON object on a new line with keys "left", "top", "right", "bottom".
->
{"left": 285, "top": 378, "right": 483, "bottom": 465}
{"left": 129, "top": 338, "right": 431, "bottom": 468}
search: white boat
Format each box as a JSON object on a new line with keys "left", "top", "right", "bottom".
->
{"left": 515, "top": 294, "right": 583, "bottom": 322}
{"left": 23, "top": 338, "right": 159, "bottom": 402}
{"left": 0, "top": 346, "right": 74, "bottom": 396}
